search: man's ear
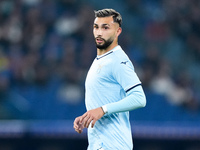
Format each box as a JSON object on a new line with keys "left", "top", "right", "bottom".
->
{"left": 117, "top": 27, "right": 122, "bottom": 37}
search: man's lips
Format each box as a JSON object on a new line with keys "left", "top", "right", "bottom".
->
{"left": 96, "top": 38, "right": 104, "bottom": 43}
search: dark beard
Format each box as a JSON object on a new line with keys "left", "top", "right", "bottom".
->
{"left": 95, "top": 38, "right": 113, "bottom": 50}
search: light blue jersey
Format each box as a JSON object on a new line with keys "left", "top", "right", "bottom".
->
{"left": 85, "top": 45, "right": 142, "bottom": 150}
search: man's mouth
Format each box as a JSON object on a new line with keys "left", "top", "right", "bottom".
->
{"left": 96, "top": 38, "right": 104, "bottom": 43}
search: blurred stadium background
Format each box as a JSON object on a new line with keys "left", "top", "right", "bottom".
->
{"left": 0, "top": 0, "right": 200, "bottom": 149}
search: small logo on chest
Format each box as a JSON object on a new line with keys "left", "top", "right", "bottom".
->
{"left": 96, "top": 64, "right": 104, "bottom": 73}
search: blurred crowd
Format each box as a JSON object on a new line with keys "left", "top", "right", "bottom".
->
{"left": 0, "top": 0, "right": 200, "bottom": 119}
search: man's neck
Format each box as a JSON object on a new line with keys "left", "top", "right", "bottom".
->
{"left": 97, "top": 43, "right": 118, "bottom": 56}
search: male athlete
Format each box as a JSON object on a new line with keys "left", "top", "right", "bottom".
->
{"left": 74, "top": 8, "right": 146, "bottom": 150}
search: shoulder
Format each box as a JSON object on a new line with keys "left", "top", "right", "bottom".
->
{"left": 112, "top": 46, "right": 133, "bottom": 67}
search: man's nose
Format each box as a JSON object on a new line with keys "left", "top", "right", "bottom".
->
{"left": 96, "top": 29, "right": 103, "bottom": 36}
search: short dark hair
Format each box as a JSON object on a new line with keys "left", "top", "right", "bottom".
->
{"left": 94, "top": 8, "right": 122, "bottom": 27}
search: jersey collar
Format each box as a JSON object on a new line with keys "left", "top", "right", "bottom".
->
{"left": 96, "top": 45, "right": 121, "bottom": 60}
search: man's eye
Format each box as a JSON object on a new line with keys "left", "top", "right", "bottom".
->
{"left": 104, "top": 27, "right": 109, "bottom": 29}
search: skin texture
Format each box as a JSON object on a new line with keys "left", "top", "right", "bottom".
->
{"left": 73, "top": 16, "right": 122, "bottom": 134}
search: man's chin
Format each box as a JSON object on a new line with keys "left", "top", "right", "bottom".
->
{"left": 96, "top": 45, "right": 106, "bottom": 50}
{"left": 95, "top": 39, "right": 113, "bottom": 50}
{"left": 96, "top": 44, "right": 106, "bottom": 50}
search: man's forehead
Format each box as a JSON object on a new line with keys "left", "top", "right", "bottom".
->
{"left": 94, "top": 16, "right": 115, "bottom": 25}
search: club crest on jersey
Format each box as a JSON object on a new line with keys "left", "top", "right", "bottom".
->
{"left": 97, "top": 64, "right": 103, "bottom": 73}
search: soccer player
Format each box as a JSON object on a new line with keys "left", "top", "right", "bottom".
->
{"left": 73, "top": 8, "right": 146, "bottom": 150}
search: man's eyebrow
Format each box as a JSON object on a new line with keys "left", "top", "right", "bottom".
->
{"left": 93, "top": 23, "right": 110, "bottom": 27}
{"left": 102, "top": 24, "right": 110, "bottom": 26}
